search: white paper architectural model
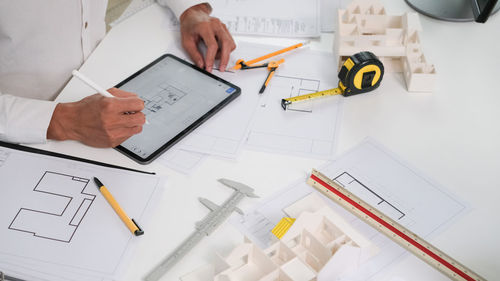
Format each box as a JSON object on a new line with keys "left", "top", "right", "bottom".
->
{"left": 181, "top": 193, "right": 378, "bottom": 281}
{"left": 335, "top": 0, "right": 436, "bottom": 92}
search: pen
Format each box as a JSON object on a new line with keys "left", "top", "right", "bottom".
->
{"left": 72, "top": 70, "right": 149, "bottom": 124}
{"left": 93, "top": 177, "right": 144, "bottom": 236}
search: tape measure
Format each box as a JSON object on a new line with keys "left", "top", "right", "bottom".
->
{"left": 307, "top": 169, "right": 486, "bottom": 281}
{"left": 281, "top": 51, "right": 384, "bottom": 110}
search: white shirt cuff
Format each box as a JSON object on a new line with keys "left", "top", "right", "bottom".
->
{"left": 0, "top": 94, "right": 58, "bottom": 144}
{"left": 157, "top": 0, "right": 209, "bottom": 19}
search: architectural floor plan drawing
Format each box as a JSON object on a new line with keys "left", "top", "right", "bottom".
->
{"left": 8, "top": 171, "right": 96, "bottom": 243}
{"left": 244, "top": 49, "right": 342, "bottom": 160}
{"left": 0, "top": 144, "right": 164, "bottom": 281}
{"left": 143, "top": 83, "right": 187, "bottom": 115}
{"left": 334, "top": 172, "right": 406, "bottom": 220}
{"left": 210, "top": 0, "right": 321, "bottom": 38}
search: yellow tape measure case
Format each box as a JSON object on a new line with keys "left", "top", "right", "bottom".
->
{"left": 339, "top": 51, "right": 384, "bottom": 96}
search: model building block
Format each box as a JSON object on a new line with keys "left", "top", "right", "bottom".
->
{"left": 334, "top": 0, "right": 436, "bottom": 92}
{"left": 181, "top": 193, "right": 378, "bottom": 281}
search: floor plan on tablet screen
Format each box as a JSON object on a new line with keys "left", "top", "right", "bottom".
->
{"left": 118, "top": 55, "right": 237, "bottom": 159}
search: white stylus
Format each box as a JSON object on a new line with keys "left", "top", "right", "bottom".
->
{"left": 72, "top": 70, "right": 149, "bottom": 124}
{"left": 72, "top": 70, "right": 114, "bottom": 97}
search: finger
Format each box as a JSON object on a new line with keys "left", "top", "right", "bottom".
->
{"left": 107, "top": 88, "right": 137, "bottom": 98}
{"left": 108, "top": 97, "right": 145, "bottom": 113}
{"left": 222, "top": 23, "right": 236, "bottom": 51}
{"left": 215, "top": 27, "right": 236, "bottom": 72}
{"left": 116, "top": 112, "right": 146, "bottom": 128}
{"left": 182, "top": 36, "right": 205, "bottom": 69}
{"left": 200, "top": 28, "right": 218, "bottom": 72}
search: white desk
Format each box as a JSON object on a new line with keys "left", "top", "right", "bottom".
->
{"left": 34, "top": 1, "right": 500, "bottom": 280}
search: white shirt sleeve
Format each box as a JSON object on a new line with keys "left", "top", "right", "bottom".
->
{"left": 0, "top": 92, "right": 58, "bottom": 144}
{"left": 156, "top": 0, "right": 210, "bottom": 19}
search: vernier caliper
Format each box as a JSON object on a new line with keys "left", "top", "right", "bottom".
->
{"left": 145, "top": 178, "right": 258, "bottom": 281}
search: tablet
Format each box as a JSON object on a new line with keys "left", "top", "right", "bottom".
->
{"left": 114, "top": 54, "right": 240, "bottom": 164}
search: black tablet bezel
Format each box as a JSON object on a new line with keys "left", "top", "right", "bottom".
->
{"left": 114, "top": 54, "right": 241, "bottom": 165}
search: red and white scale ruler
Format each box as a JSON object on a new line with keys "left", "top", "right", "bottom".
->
{"left": 307, "top": 169, "right": 486, "bottom": 281}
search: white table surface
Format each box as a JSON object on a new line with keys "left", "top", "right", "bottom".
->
{"left": 32, "top": 1, "right": 500, "bottom": 280}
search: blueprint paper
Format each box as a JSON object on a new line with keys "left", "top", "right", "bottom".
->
{"left": 167, "top": 40, "right": 342, "bottom": 159}
{"left": 0, "top": 264, "right": 56, "bottom": 281}
{"left": 0, "top": 257, "right": 107, "bottom": 281}
{"left": 210, "top": 0, "right": 321, "bottom": 38}
{"left": 0, "top": 145, "right": 164, "bottom": 280}
{"left": 114, "top": 0, "right": 333, "bottom": 35}
{"left": 175, "top": 67, "right": 260, "bottom": 158}
{"left": 165, "top": 40, "right": 275, "bottom": 158}
{"left": 157, "top": 147, "right": 206, "bottom": 174}
{"left": 0, "top": 260, "right": 101, "bottom": 281}
{"left": 244, "top": 49, "right": 343, "bottom": 159}
{"left": 231, "top": 138, "right": 468, "bottom": 280}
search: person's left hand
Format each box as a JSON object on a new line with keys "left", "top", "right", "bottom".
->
{"left": 179, "top": 3, "right": 236, "bottom": 72}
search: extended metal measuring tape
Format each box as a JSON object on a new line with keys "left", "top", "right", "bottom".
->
{"left": 307, "top": 169, "right": 486, "bottom": 281}
{"left": 145, "top": 179, "right": 258, "bottom": 281}
{"left": 281, "top": 51, "right": 384, "bottom": 110}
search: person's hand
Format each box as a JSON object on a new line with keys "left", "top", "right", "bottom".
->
{"left": 179, "top": 3, "right": 236, "bottom": 72}
{"left": 47, "top": 88, "right": 146, "bottom": 147}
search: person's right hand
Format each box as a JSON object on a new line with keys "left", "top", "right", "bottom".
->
{"left": 47, "top": 88, "right": 146, "bottom": 147}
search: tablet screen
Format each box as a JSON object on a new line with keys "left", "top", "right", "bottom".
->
{"left": 115, "top": 54, "right": 240, "bottom": 163}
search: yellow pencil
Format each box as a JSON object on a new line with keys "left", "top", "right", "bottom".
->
{"left": 94, "top": 177, "right": 144, "bottom": 236}
{"left": 232, "top": 41, "right": 310, "bottom": 70}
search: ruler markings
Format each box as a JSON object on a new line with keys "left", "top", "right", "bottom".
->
{"left": 308, "top": 169, "right": 484, "bottom": 281}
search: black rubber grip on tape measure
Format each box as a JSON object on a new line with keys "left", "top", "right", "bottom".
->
{"left": 341, "top": 51, "right": 384, "bottom": 97}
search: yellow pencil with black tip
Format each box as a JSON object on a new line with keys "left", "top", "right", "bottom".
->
{"left": 94, "top": 177, "right": 144, "bottom": 236}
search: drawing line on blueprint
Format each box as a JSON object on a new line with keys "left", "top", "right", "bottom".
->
{"left": 8, "top": 172, "right": 96, "bottom": 243}
{"left": 333, "top": 172, "right": 406, "bottom": 220}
